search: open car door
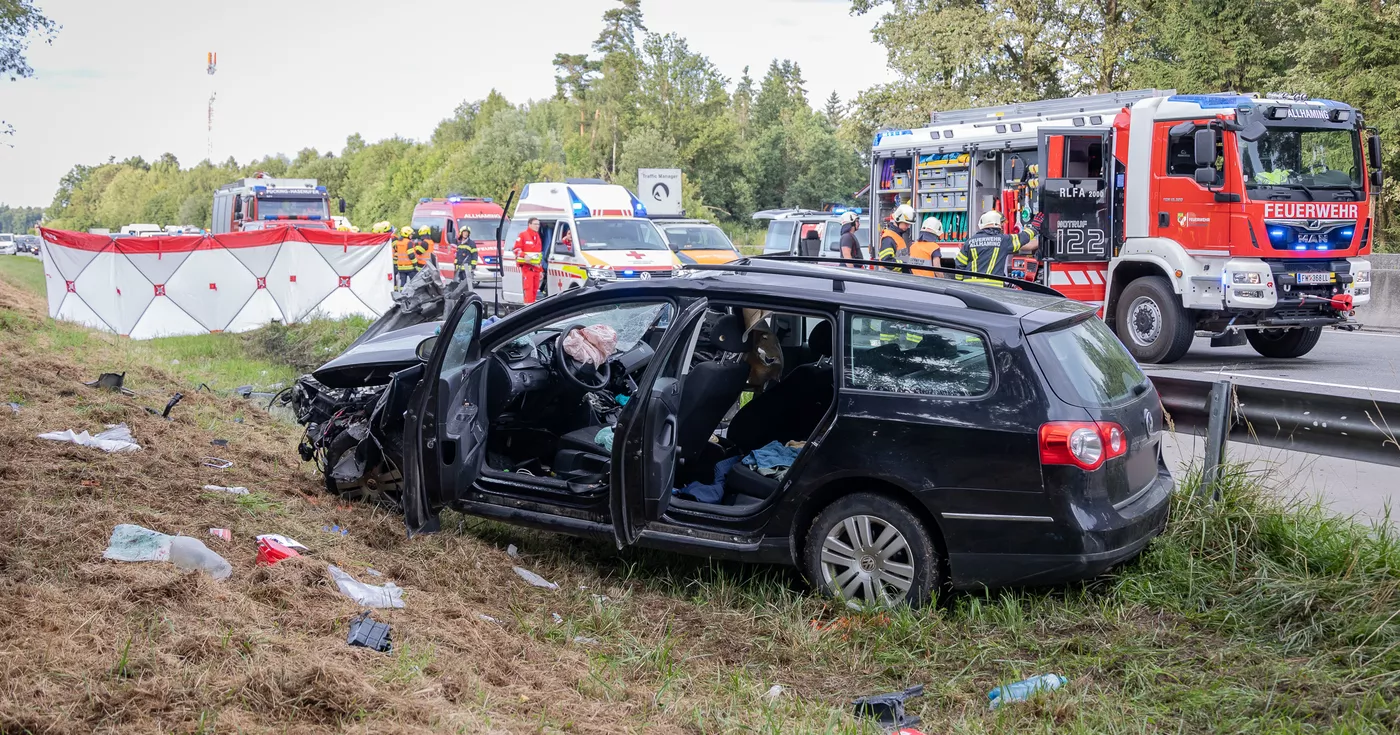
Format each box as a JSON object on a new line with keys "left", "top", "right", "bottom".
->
{"left": 610, "top": 298, "right": 709, "bottom": 547}
{"left": 1037, "top": 128, "right": 1116, "bottom": 307}
{"left": 402, "top": 293, "right": 487, "bottom": 534}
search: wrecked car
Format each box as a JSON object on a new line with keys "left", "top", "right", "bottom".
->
{"left": 300, "top": 259, "right": 1173, "bottom": 606}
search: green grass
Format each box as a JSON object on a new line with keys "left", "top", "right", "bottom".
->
{"left": 0, "top": 254, "right": 46, "bottom": 294}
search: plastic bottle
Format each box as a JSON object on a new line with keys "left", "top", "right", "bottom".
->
{"left": 989, "top": 673, "right": 1066, "bottom": 709}
{"left": 168, "top": 535, "right": 233, "bottom": 580}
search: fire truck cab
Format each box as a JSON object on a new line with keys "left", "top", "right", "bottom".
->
{"left": 212, "top": 175, "right": 341, "bottom": 234}
{"left": 870, "top": 90, "right": 1379, "bottom": 363}
{"left": 411, "top": 195, "right": 505, "bottom": 281}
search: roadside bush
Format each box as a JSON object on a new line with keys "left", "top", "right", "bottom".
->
{"left": 244, "top": 316, "right": 372, "bottom": 375}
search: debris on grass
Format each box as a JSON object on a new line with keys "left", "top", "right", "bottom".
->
{"left": 211, "top": 438, "right": 229, "bottom": 447}
{"left": 552, "top": 612, "right": 563, "bottom": 624}
{"left": 6, "top": 401, "right": 19, "bottom": 413}
{"left": 85, "top": 372, "right": 133, "bottom": 395}
{"left": 479, "top": 614, "right": 501, "bottom": 624}
{"left": 39, "top": 423, "right": 141, "bottom": 453}
{"left": 322, "top": 524, "right": 349, "bottom": 536}
{"left": 255, "top": 537, "right": 301, "bottom": 566}
{"left": 168, "top": 535, "right": 233, "bottom": 580}
{"left": 202, "top": 457, "right": 233, "bottom": 469}
{"left": 763, "top": 684, "right": 784, "bottom": 701}
{"left": 103, "top": 523, "right": 171, "bottom": 562}
{"left": 513, "top": 566, "right": 558, "bottom": 590}
{"left": 255, "top": 533, "right": 308, "bottom": 550}
{"left": 572, "top": 636, "right": 599, "bottom": 646}
{"left": 506, "top": 543, "right": 519, "bottom": 558}
{"left": 209, "top": 528, "right": 231, "bottom": 541}
{"left": 202, "top": 484, "right": 249, "bottom": 496}
{"left": 852, "top": 684, "right": 924, "bottom": 730}
{"left": 145, "top": 392, "right": 183, "bottom": 419}
{"left": 989, "top": 673, "right": 1066, "bottom": 709}
{"left": 328, "top": 564, "right": 404, "bottom": 608}
{"left": 346, "top": 611, "right": 392, "bottom": 653}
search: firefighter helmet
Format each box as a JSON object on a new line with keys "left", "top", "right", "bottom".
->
{"left": 978, "top": 210, "right": 1004, "bottom": 229}
{"left": 921, "top": 218, "right": 945, "bottom": 238}
{"left": 839, "top": 211, "right": 859, "bottom": 226}
{"left": 417, "top": 226, "right": 432, "bottom": 236}
{"left": 399, "top": 226, "right": 413, "bottom": 237}
{"left": 372, "top": 221, "right": 393, "bottom": 233}
{"left": 892, "top": 204, "right": 916, "bottom": 225}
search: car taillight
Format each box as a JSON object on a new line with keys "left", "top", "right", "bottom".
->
{"left": 1039, "top": 421, "right": 1127, "bottom": 471}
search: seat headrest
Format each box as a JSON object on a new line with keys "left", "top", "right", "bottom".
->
{"left": 707, "top": 314, "right": 750, "bottom": 353}
{"left": 808, "top": 319, "right": 833, "bottom": 358}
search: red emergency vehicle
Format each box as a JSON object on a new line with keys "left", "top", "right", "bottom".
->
{"left": 212, "top": 174, "right": 342, "bottom": 234}
{"left": 870, "top": 90, "right": 1378, "bottom": 363}
{"left": 410, "top": 195, "right": 504, "bottom": 281}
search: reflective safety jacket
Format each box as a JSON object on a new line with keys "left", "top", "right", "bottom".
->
{"left": 393, "top": 237, "right": 415, "bottom": 271}
{"left": 413, "top": 237, "right": 432, "bottom": 269}
{"left": 455, "top": 237, "right": 477, "bottom": 271}
{"left": 878, "top": 228, "right": 909, "bottom": 273}
{"left": 955, "top": 226, "right": 1036, "bottom": 284}
{"left": 514, "top": 229, "right": 543, "bottom": 267}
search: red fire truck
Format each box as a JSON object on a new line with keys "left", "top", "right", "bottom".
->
{"left": 211, "top": 174, "right": 344, "bottom": 234}
{"left": 410, "top": 195, "right": 504, "bottom": 281}
{"left": 869, "top": 90, "right": 1379, "bottom": 363}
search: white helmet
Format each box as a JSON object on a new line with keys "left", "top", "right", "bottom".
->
{"left": 920, "top": 218, "right": 944, "bottom": 238}
{"left": 892, "top": 204, "right": 916, "bottom": 225}
{"left": 979, "top": 210, "right": 1004, "bottom": 229}
{"left": 839, "top": 211, "right": 859, "bottom": 225}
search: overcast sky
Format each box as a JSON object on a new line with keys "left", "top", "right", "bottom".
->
{"left": 0, "top": 0, "right": 894, "bottom": 208}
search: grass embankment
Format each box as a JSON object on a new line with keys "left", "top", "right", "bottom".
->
{"left": 2, "top": 254, "right": 1399, "bottom": 732}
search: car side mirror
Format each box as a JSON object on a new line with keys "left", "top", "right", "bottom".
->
{"left": 1194, "top": 167, "right": 1217, "bottom": 186}
{"left": 338, "top": 198, "right": 347, "bottom": 214}
{"left": 1193, "top": 128, "right": 1217, "bottom": 168}
{"left": 415, "top": 336, "right": 438, "bottom": 362}
{"left": 1239, "top": 121, "right": 1267, "bottom": 142}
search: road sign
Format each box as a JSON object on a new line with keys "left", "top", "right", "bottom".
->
{"left": 638, "top": 169, "right": 682, "bottom": 216}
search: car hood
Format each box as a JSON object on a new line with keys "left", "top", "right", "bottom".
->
{"left": 312, "top": 321, "right": 442, "bottom": 388}
{"left": 678, "top": 248, "right": 740, "bottom": 265}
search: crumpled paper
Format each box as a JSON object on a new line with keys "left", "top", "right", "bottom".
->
{"left": 39, "top": 423, "right": 141, "bottom": 453}
{"left": 561, "top": 324, "right": 618, "bottom": 367}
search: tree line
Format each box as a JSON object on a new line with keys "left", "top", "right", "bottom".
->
{"left": 0, "top": 205, "right": 42, "bottom": 234}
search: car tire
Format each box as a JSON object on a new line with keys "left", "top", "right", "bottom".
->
{"left": 1246, "top": 327, "right": 1322, "bottom": 358}
{"left": 1114, "top": 276, "right": 1195, "bottom": 364}
{"left": 323, "top": 430, "right": 401, "bottom": 507}
{"left": 803, "top": 493, "right": 940, "bottom": 608}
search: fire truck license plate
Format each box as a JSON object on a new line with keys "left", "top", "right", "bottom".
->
{"left": 1295, "top": 272, "right": 1335, "bottom": 285}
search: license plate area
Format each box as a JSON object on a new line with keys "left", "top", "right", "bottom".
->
{"left": 1295, "top": 272, "right": 1335, "bottom": 285}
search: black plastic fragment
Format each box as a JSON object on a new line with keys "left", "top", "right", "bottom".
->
{"left": 346, "top": 611, "right": 391, "bottom": 652}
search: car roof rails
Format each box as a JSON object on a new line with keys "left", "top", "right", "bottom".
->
{"left": 684, "top": 257, "right": 1065, "bottom": 316}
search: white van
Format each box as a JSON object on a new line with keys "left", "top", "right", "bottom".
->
{"left": 499, "top": 180, "right": 679, "bottom": 304}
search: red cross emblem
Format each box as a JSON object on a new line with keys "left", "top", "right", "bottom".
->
{"left": 256, "top": 277, "right": 267, "bottom": 289}
{"left": 209, "top": 283, "right": 218, "bottom": 291}
{"left": 337, "top": 276, "right": 352, "bottom": 288}
{"left": 65, "top": 280, "right": 76, "bottom": 293}
{"left": 625, "top": 251, "right": 646, "bottom": 260}
{"left": 153, "top": 284, "right": 166, "bottom": 296}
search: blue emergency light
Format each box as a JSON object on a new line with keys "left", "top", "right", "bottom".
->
{"left": 447, "top": 196, "right": 463, "bottom": 203}
{"left": 629, "top": 191, "right": 648, "bottom": 217}
{"left": 253, "top": 185, "right": 267, "bottom": 193}
{"left": 569, "top": 189, "right": 590, "bottom": 218}
{"left": 315, "top": 185, "right": 327, "bottom": 193}
{"left": 419, "top": 197, "right": 431, "bottom": 203}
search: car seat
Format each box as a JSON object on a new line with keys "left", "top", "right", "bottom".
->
{"left": 725, "top": 319, "right": 834, "bottom": 452}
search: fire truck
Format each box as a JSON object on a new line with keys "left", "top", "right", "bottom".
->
{"left": 869, "top": 90, "right": 1380, "bottom": 363}
{"left": 410, "top": 195, "right": 504, "bottom": 281}
{"left": 211, "top": 174, "right": 344, "bottom": 234}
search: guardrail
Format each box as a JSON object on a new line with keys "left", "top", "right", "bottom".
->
{"left": 1152, "top": 373, "right": 1400, "bottom": 494}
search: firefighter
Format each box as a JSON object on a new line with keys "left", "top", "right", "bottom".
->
{"left": 455, "top": 225, "right": 477, "bottom": 284}
{"left": 393, "top": 226, "right": 416, "bottom": 289}
{"left": 415, "top": 226, "right": 435, "bottom": 273}
{"left": 911, "top": 217, "right": 945, "bottom": 273}
{"left": 955, "top": 210, "right": 1043, "bottom": 285}
{"left": 513, "top": 217, "right": 544, "bottom": 304}
{"left": 877, "top": 204, "right": 916, "bottom": 272}
{"left": 838, "top": 211, "right": 865, "bottom": 265}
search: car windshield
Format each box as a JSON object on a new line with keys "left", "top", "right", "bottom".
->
{"left": 1240, "top": 126, "right": 1363, "bottom": 190}
{"left": 663, "top": 225, "right": 735, "bottom": 251}
{"left": 505, "top": 302, "right": 669, "bottom": 354}
{"left": 411, "top": 216, "right": 447, "bottom": 241}
{"left": 576, "top": 219, "right": 669, "bottom": 251}
{"left": 1030, "top": 317, "right": 1149, "bottom": 408}
{"left": 457, "top": 218, "right": 499, "bottom": 243}
{"left": 258, "top": 197, "right": 328, "bottom": 218}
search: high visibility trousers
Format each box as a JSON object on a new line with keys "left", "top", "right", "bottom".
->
{"left": 521, "top": 264, "right": 543, "bottom": 304}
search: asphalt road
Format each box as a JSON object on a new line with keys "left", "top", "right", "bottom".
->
{"left": 1156, "top": 330, "right": 1400, "bottom": 524}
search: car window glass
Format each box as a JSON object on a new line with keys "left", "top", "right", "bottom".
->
{"left": 503, "top": 220, "right": 528, "bottom": 250}
{"left": 507, "top": 302, "right": 668, "bottom": 355}
{"left": 845, "top": 315, "right": 991, "bottom": 396}
{"left": 440, "top": 301, "right": 481, "bottom": 376}
{"left": 763, "top": 221, "right": 796, "bottom": 254}
{"left": 1029, "top": 317, "right": 1148, "bottom": 408}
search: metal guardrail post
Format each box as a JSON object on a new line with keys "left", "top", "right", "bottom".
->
{"left": 1199, "top": 379, "right": 1232, "bottom": 500}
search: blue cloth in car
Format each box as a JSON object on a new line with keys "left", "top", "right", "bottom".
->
{"left": 742, "top": 440, "right": 802, "bottom": 476}
{"left": 675, "top": 455, "right": 742, "bottom": 504}
{"left": 595, "top": 426, "right": 614, "bottom": 452}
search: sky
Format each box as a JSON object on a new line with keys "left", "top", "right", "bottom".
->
{"left": 0, "top": 0, "right": 895, "bottom": 208}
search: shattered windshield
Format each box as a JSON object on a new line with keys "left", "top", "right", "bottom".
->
{"left": 508, "top": 302, "right": 670, "bottom": 354}
{"left": 1241, "top": 127, "right": 1362, "bottom": 190}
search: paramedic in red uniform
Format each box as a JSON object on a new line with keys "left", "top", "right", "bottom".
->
{"left": 514, "top": 217, "right": 545, "bottom": 304}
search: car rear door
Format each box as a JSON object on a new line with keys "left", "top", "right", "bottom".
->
{"left": 611, "top": 298, "right": 709, "bottom": 546}
{"left": 402, "top": 293, "right": 488, "bottom": 534}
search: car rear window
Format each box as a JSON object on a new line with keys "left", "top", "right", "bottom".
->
{"left": 1030, "top": 317, "right": 1149, "bottom": 408}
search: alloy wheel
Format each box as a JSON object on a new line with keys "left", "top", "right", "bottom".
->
{"left": 820, "top": 514, "right": 916, "bottom": 606}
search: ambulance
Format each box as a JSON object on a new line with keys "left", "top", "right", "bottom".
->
{"left": 499, "top": 180, "right": 679, "bottom": 303}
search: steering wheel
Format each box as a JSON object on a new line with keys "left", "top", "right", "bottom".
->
{"left": 553, "top": 325, "right": 613, "bottom": 391}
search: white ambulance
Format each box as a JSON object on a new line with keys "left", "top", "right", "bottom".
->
{"left": 499, "top": 180, "right": 679, "bottom": 303}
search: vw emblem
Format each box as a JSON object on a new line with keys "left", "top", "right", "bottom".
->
{"left": 1144, "top": 408, "right": 1155, "bottom": 435}
{"left": 639, "top": 272, "right": 652, "bottom": 280}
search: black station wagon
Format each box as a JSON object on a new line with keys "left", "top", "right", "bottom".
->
{"left": 398, "top": 259, "right": 1173, "bottom": 606}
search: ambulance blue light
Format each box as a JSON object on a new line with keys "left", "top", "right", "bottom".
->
{"left": 629, "top": 191, "right": 648, "bottom": 217}
{"left": 315, "top": 186, "right": 327, "bottom": 193}
{"left": 569, "top": 189, "right": 591, "bottom": 219}
{"left": 622, "top": 270, "right": 635, "bottom": 276}
{"left": 252, "top": 185, "right": 267, "bottom": 193}
{"left": 447, "top": 196, "right": 463, "bottom": 203}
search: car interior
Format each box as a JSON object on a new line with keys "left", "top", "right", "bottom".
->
{"left": 478, "top": 300, "right": 837, "bottom": 514}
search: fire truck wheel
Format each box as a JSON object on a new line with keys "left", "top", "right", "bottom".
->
{"left": 1115, "top": 276, "right": 1194, "bottom": 364}
{"left": 1245, "top": 327, "right": 1322, "bottom": 359}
